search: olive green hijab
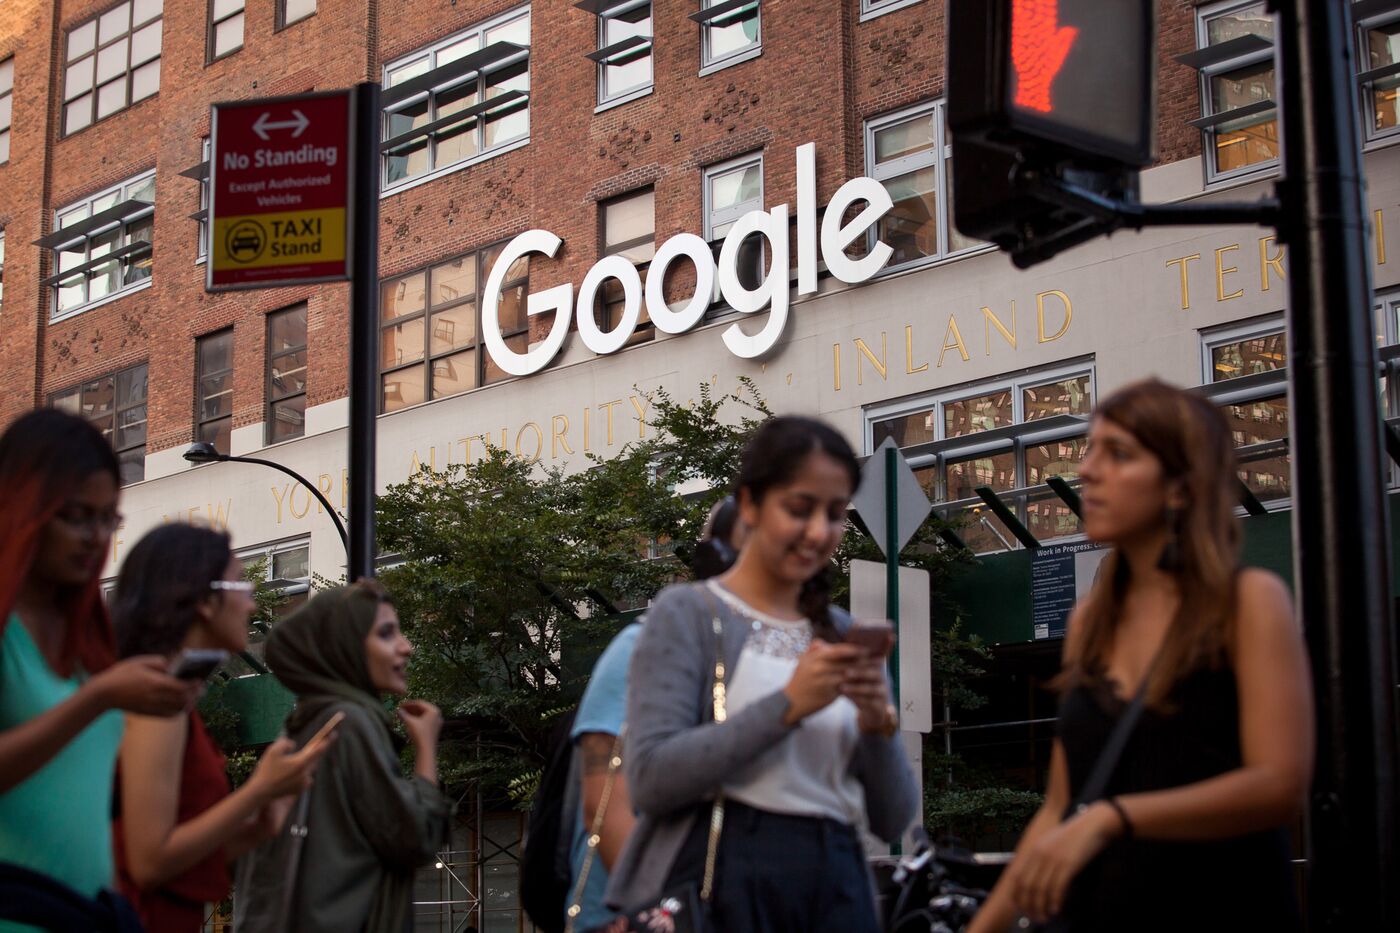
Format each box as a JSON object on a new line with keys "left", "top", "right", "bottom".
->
{"left": 265, "top": 580, "right": 400, "bottom": 744}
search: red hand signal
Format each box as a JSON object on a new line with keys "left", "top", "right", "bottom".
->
{"left": 1011, "top": 0, "right": 1078, "bottom": 114}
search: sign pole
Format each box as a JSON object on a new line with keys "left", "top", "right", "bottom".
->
{"left": 348, "top": 81, "right": 381, "bottom": 581}
{"left": 885, "top": 444, "right": 901, "bottom": 712}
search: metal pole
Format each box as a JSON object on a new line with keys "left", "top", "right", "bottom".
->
{"left": 348, "top": 81, "right": 381, "bottom": 581}
{"left": 885, "top": 445, "right": 901, "bottom": 712}
{"left": 1274, "top": 1, "right": 1399, "bottom": 927}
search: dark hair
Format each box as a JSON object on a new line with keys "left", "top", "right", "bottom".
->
{"left": 692, "top": 496, "right": 742, "bottom": 580}
{"left": 733, "top": 416, "right": 860, "bottom": 638}
{"left": 0, "top": 410, "right": 123, "bottom": 676}
{"left": 1060, "top": 379, "right": 1242, "bottom": 707}
{"left": 113, "top": 524, "right": 233, "bottom": 658}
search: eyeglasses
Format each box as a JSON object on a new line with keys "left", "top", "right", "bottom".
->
{"left": 53, "top": 506, "right": 124, "bottom": 534}
{"left": 210, "top": 580, "right": 256, "bottom": 594}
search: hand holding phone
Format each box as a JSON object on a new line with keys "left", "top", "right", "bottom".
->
{"left": 169, "top": 648, "right": 230, "bottom": 681}
{"left": 845, "top": 619, "right": 895, "bottom": 658}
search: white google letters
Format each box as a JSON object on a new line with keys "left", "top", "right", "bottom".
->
{"left": 483, "top": 143, "right": 894, "bottom": 377}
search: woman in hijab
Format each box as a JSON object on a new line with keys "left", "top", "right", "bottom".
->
{"left": 234, "top": 580, "right": 451, "bottom": 933}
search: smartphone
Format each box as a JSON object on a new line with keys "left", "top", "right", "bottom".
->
{"left": 169, "top": 648, "right": 229, "bottom": 681}
{"left": 302, "top": 711, "right": 345, "bottom": 753}
{"left": 845, "top": 619, "right": 895, "bottom": 657}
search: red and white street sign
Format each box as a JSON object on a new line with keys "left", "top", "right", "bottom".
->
{"left": 207, "top": 89, "right": 354, "bottom": 291}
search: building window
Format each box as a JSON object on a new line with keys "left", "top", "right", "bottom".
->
{"left": 0, "top": 231, "right": 5, "bottom": 313}
{"left": 0, "top": 57, "right": 13, "bottom": 164}
{"left": 867, "top": 366, "right": 1094, "bottom": 553}
{"left": 1180, "top": 2, "right": 1278, "bottom": 181}
{"left": 277, "top": 0, "right": 315, "bottom": 30}
{"left": 208, "top": 0, "right": 244, "bottom": 62}
{"left": 866, "top": 100, "right": 981, "bottom": 272}
{"left": 267, "top": 304, "right": 308, "bottom": 443}
{"left": 381, "top": 7, "right": 531, "bottom": 190}
{"left": 197, "top": 329, "right": 234, "bottom": 453}
{"left": 860, "top": 0, "right": 922, "bottom": 20}
{"left": 195, "top": 137, "right": 210, "bottom": 262}
{"left": 44, "top": 170, "right": 155, "bottom": 319}
{"left": 1201, "top": 317, "right": 1289, "bottom": 503}
{"left": 696, "top": 0, "right": 760, "bottom": 73}
{"left": 228, "top": 539, "right": 311, "bottom": 675}
{"left": 704, "top": 152, "right": 763, "bottom": 292}
{"left": 379, "top": 241, "right": 530, "bottom": 412}
{"left": 51, "top": 362, "right": 148, "bottom": 485}
{"left": 62, "top": 0, "right": 163, "bottom": 135}
{"left": 588, "top": 1, "right": 653, "bottom": 106}
{"left": 597, "top": 188, "right": 655, "bottom": 345}
{"left": 1357, "top": 2, "right": 1400, "bottom": 143}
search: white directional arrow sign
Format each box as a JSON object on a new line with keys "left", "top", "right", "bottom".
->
{"left": 252, "top": 108, "right": 310, "bottom": 141}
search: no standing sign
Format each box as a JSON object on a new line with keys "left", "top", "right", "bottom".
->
{"left": 207, "top": 90, "right": 354, "bottom": 291}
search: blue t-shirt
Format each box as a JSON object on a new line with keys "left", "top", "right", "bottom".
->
{"left": 567, "top": 623, "right": 641, "bottom": 931}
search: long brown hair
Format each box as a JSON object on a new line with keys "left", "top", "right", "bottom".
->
{"left": 1061, "top": 379, "right": 1242, "bottom": 707}
{"left": 0, "top": 410, "right": 121, "bottom": 677}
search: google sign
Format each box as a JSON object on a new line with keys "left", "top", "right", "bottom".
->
{"left": 481, "top": 143, "right": 896, "bottom": 377}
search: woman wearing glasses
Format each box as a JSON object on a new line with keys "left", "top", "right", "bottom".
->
{"left": 0, "top": 411, "right": 199, "bottom": 932}
{"left": 111, "top": 524, "right": 334, "bottom": 933}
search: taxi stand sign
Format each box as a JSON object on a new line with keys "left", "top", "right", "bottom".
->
{"left": 207, "top": 89, "right": 354, "bottom": 291}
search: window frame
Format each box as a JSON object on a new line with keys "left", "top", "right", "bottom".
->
{"left": 593, "top": 0, "right": 654, "bottom": 110}
{"left": 702, "top": 151, "right": 764, "bottom": 303}
{"left": 276, "top": 0, "right": 316, "bottom": 31}
{"left": 1199, "top": 314, "right": 1291, "bottom": 506}
{"left": 859, "top": 0, "right": 923, "bottom": 21}
{"left": 266, "top": 303, "right": 309, "bottom": 445}
{"left": 196, "top": 137, "right": 210, "bottom": 263}
{"left": 1199, "top": 312, "right": 1287, "bottom": 384}
{"left": 0, "top": 230, "right": 6, "bottom": 314}
{"left": 50, "top": 361, "right": 149, "bottom": 485}
{"left": 61, "top": 0, "right": 163, "bottom": 137}
{"left": 379, "top": 5, "right": 532, "bottom": 194}
{"left": 865, "top": 362, "right": 1097, "bottom": 553}
{"left": 196, "top": 327, "right": 235, "bottom": 453}
{"left": 1190, "top": 0, "right": 1280, "bottom": 184}
{"left": 207, "top": 0, "right": 244, "bottom": 63}
{"left": 378, "top": 239, "right": 531, "bottom": 413}
{"left": 47, "top": 168, "right": 157, "bottom": 321}
{"left": 1356, "top": 1, "right": 1400, "bottom": 146}
{"left": 864, "top": 99, "right": 989, "bottom": 274}
{"left": 596, "top": 186, "right": 656, "bottom": 346}
{"left": 697, "top": 0, "right": 762, "bottom": 75}
{"left": 0, "top": 56, "right": 13, "bottom": 165}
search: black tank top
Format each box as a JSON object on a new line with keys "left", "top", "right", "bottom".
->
{"left": 1055, "top": 665, "right": 1302, "bottom": 932}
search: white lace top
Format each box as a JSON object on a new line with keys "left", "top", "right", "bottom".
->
{"left": 707, "top": 581, "right": 865, "bottom": 825}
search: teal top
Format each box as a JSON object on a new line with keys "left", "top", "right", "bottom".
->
{"left": 0, "top": 614, "right": 123, "bottom": 932}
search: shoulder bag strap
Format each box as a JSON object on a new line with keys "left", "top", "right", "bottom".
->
{"left": 1071, "top": 651, "right": 1164, "bottom": 810}
{"left": 699, "top": 614, "right": 728, "bottom": 903}
{"left": 565, "top": 726, "right": 627, "bottom": 933}
{"left": 276, "top": 790, "right": 312, "bottom": 927}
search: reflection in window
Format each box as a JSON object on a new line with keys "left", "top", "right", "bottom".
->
{"left": 597, "top": 1, "right": 652, "bottom": 104}
{"left": 865, "top": 101, "right": 980, "bottom": 271}
{"left": 1358, "top": 9, "right": 1400, "bottom": 141}
{"left": 50, "top": 171, "right": 156, "bottom": 317}
{"left": 597, "top": 188, "right": 655, "bottom": 345}
{"left": 700, "top": 0, "right": 760, "bottom": 70}
{"left": 1207, "top": 327, "right": 1289, "bottom": 501}
{"left": 267, "top": 304, "right": 308, "bottom": 443}
{"left": 51, "top": 363, "right": 148, "bottom": 484}
{"left": 705, "top": 154, "right": 763, "bottom": 293}
{"left": 1191, "top": 2, "right": 1278, "bottom": 179}
{"left": 197, "top": 329, "right": 234, "bottom": 454}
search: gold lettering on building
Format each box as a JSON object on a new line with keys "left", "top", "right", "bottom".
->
{"left": 515, "top": 422, "right": 544, "bottom": 463}
{"left": 1259, "top": 236, "right": 1286, "bottom": 292}
{"left": 832, "top": 343, "right": 842, "bottom": 391}
{"left": 551, "top": 416, "right": 573, "bottom": 458}
{"left": 1215, "top": 245, "right": 1244, "bottom": 301}
{"left": 317, "top": 474, "right": 333, "bottom": 513}
{"left": 855, "top": 334, "right": 888, "bottom": 385}
{"left": 410, "top": 447, "right": 437, "bottom": 474}
{"left": 983, "top": 303, "right": 1016, "bottom": 354}
{"left": 288, "top": 483, "right": 312, "bottom": 520}
{"left": 206, "top": 500, "right": 231, "bottom": 529}
{"left": 583, "top": 407, "right": 592, "bottom": 452}
{"left": 1036, "top": 290, "right": 1073, "bottom": 343}
{"left": 600, "top": 400, "right": 624, "bottom": 446}
{"left": 1377, "top": 208, "right": 1387, "bottom": 266}
{"left": 1165, "top": 253, "right": 1200, "bottom": 310}
{"left": 905, "top": 325, "right": 928, "bottom": 374}
{"left": 341, "top": 469, "right": 350, "bottom": 509}
{"left": 938, "top": 315, "right": 970, "bottom": 367}
{"left": 271, "top": 483, "right": 289, "bottom": 523}
{"left": 629, "top": 395, "right": 650, "bottom": 438}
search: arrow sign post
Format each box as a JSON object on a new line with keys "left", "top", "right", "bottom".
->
{"left": 851, "top": 437, "right": 933, "bottom": 713}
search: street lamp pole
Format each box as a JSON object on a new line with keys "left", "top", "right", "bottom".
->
{"left": 183, "top": 442, "right": 350, "bottom": 557}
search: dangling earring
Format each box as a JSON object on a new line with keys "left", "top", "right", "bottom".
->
{"left": 1157, "top": 507, "right": 1183, "bottom": 572}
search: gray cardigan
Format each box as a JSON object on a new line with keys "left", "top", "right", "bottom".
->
{"left": 604, "top": 582, "right": 920, "bottom": 911}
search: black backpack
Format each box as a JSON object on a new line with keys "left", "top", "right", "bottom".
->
{"left": 520, "top": 706, "right": 579, "bottom": 933}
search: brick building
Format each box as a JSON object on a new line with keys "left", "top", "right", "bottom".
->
{"left": 1, "top": 0, "right": 1399, "bottom": 928}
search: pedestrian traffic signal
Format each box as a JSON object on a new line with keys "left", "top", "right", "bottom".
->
{"left": 946, "top": 0, "right": 1156, "bottom": 267}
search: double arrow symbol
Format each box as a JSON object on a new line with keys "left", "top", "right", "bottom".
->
{"left": 252, "top": 109, "right": 310, "bottom": 141}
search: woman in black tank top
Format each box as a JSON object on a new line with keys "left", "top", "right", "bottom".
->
{"left": 968, "top": 380, "right": 1313, "bottom": 933}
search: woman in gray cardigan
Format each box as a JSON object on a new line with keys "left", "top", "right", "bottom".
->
{"left": 606, "top": 417, "right": 919, "bottom": 932}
